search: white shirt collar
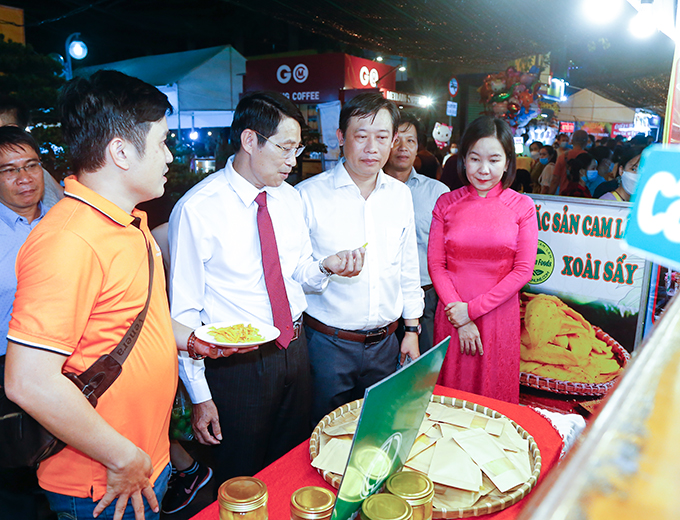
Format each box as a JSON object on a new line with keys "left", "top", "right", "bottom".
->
{"left": 333, "top": 159, "right": 389, "bottom": 193}
{"left": 226, "top": 155, "right": 285, "bottom": 206}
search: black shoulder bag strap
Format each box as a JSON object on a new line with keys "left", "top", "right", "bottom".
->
{"left": 65, "top": 223, "right": 155, "bottom": 407}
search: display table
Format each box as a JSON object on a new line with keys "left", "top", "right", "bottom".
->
{"left": 190, "top": 385, "right": 563, "bottom": 520}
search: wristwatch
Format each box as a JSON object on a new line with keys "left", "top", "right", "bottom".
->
{"left": 187, "top": 331, "right": 206, "bottom": 360}
{"left": 319, "top": 258, "right": 333, "bottom": 277}
{"left": 404, "top": 324, "right": 422, "bottom": 335}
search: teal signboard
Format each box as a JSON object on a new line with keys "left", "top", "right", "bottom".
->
{"left": 331, "top": 338, "right": 449, "bottom": 520}
{"left": 625, "top": 145, "right": 680, "bottom": 271}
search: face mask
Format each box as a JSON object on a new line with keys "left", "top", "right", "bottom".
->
{"left": 539, "top": 157, "right": 549, "bottom": 165}
{"left": 450, "top": 148, "right": 458, "bottom": 155}
{"left": 608, "top": 161, "right": 614, "bottom": 173}
{"left": 530, "top": 151, "right": 539, "bottom": 159}
{"left": 559, "top": 141, "right": 568, "bottom": 149}
{"left": 585, "top": 143, "right": 593, "bottom": 149}
{"left": 621, "top": 170, "right": 638, "bottom": 195}
{"left": 585, "top": 169, "right": 599, "bottom": 181}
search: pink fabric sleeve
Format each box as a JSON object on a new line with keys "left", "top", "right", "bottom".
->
{"left": 427, "top": 195, "right": 463, "bottom": 305}
{"left": 467, "top": 195, "right": 538, "bottom": 321}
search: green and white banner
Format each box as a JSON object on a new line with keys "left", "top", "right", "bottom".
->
{"left": 529, "top": 195, "right": 650, "bottom": 352}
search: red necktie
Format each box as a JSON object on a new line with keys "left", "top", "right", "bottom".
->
{"left": 255, "top": 191, "right": 294, "bottom": 349}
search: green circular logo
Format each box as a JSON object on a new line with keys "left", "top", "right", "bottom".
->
{"left": 530, "top": 239, "right": 554, "bottom": 285}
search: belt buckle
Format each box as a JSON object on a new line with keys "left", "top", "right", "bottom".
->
{"left": 364, "top": 327, "right": 387, "bottom": 345}
{"left": 292, "top": 319, "right": 302, "bottom": 341}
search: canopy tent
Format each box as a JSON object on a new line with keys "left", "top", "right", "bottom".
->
{"left": 76, "top": 45, "right": 246, "bottom": 129}
{"left": 218, "top": 0, "right": 674, "bottom": 113}
{"left": 558, "top": 89, "right": 636, "bottom": 124}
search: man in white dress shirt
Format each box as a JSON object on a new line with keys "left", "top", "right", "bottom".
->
{"left": 297, "top": 93, "right": 424, "bottom": 424}
{"left": 168, "top": 91, "right": 364, "bottom": 490}
{"left": 384, "top": 113, "right": 449, "bottom": 354}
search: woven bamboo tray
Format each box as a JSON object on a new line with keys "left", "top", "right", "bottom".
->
{"left": 309, "top": 394, "right": 542, "bottom": 518}
{"left": 520, "top": 326, "right": 631, "bottom": 396}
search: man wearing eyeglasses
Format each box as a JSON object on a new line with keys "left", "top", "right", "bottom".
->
{"left": 0, "top": 126, "right": 46, "bottom": 520}
{"left": 0, "top": 97, "right": 64, "bottom": 210}
{"left": 167, "top": 91, "right": 365, "bottom": 489}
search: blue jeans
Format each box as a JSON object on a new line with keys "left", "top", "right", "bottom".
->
{"left": 44, "top": 463, "right": 171, "bottom": 520}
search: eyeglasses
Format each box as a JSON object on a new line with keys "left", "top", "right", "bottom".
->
{"left": 254, "top": 131, "right": 305, "bottom": 158}
{"left": 0, "top": 161, "right": 42, "bottom": 180}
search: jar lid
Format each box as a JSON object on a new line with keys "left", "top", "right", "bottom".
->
{"left": 361, "top": 494, "right": 413, "bottom": 520}
{"left": 385, "top": 471, "right": 435, "bottom": 506}
{"left": 290, "top": 486, "right": 336, "bottom": 519}
{"left": 218, "top": 477, "right": 268, "bottom": 513}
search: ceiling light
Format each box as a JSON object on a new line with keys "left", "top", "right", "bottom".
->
{"left": 629, "top": 0, "right": 656, "bottom": 38}
{"left": 584, "top": 0, "right": 623, "bottom": 24}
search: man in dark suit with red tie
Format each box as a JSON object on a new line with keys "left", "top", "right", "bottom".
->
{"left": 168, "top": 91, "right": 365, "bottom": 491}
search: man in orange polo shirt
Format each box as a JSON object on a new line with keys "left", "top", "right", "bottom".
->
{"left": 4, "top": 71, "right": 178, "bottom": 520}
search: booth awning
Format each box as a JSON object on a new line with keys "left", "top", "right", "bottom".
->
{"left": 76, "top": 45, "right": 246, "bottom": 128}
{"left": 558, "top": 89, "right": 636, "bottom": 124}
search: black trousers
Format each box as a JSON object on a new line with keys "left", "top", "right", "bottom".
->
{"left": 204, "top": 330, "right": 312, "bottom": 494}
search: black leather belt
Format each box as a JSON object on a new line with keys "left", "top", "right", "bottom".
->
{"left": 304, "top": 314, "right": 398, "bottom": 345}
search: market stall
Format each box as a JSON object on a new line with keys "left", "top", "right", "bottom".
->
{"left": 518, "top": 194, "right": 650, "bottom": 414}
{"left": 189, "top": 385, "right": 563, "bottom": 520}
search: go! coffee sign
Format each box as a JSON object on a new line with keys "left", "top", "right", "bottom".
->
{"left": 276, "top": 63, "right": 310, "bottom": 84}
{"left": 625, "top": 145, "right": 680, "bottom": 270}
{"left": 245, "top": 53, "right": 396, "bottom": 103}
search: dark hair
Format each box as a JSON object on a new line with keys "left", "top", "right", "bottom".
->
{"left": 529, "top": 140, "right": 542, "bottom": 150}
{"left": 0, "top": 97, "right": 30, "bottom": 129}
{"left": 617, "top": 145, "right": 644, "bottom": 176}
{"left": 629, "top": 133, "right": 648, "bottom": 147}
{"left": 339, "top": 93, "right": 399, "bottom": 137}
{"left": 567, "top": 152, "right": 593, "bottom": 183}
{"left": 540, "top": 145, "right": 557, "bottom": 164}
{"left": 0, "top": 126, "right": 40, "bottom": 157}
{"left": 590, "top": 145, "right": 612, "bottom": 163}
{"left": 230, "top": 91, "right": 306, "bottom": 153}
{"left": 512, "top": 168, "right": 532, "bottom": 193}
{"left": 458, "top": 116, "right": 516, "bottom": 189}
{"left": 398, "top": 112, "right": 422, "bottom": 144}
{"left": 59, "top": 70, "right": 172, "bottom": 174}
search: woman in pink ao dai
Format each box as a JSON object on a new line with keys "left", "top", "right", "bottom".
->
{"left": 428, "top": 117, "right": 538, "bottom": 403}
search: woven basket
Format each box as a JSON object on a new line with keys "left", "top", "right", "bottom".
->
{"left": 520, "top": 326, "right": 631, "bottom": 396}
{"left": 309, "top": 394, "right": 541, "bottom": 518}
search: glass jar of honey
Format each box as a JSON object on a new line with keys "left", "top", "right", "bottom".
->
{"left": 385, "top": 471, "right": 434, "bottom": 520}
{"left": 290, "top": 486, "right": 336, "bottom": 520}
{"left": 360, "top": 493, "right": 413, "bottom": 520}
{"left": 218, "top": 476, "right": 268, "bottom": 520}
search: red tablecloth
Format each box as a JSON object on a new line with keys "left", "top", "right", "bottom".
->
{"left": 190, "top": 385, "right": 563, "bottom": 520}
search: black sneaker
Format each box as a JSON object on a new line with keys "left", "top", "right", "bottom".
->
{"left": 162, "top": 462, "right": 213, "bottom": 514}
